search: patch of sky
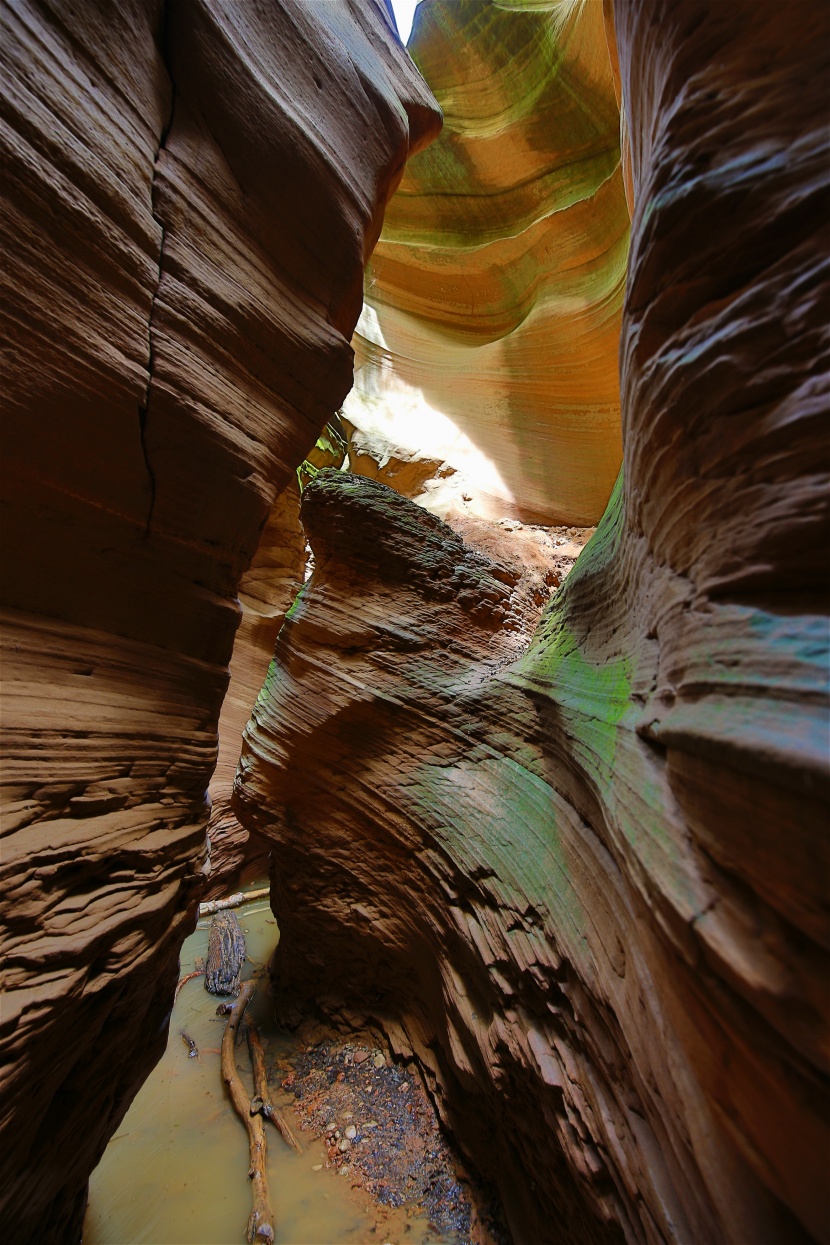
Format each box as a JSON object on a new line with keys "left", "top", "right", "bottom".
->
{"left": 389, "top": 0, "right": 421, "bottom": 45}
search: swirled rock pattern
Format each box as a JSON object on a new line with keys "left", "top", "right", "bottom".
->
{"left": 345, "top": 0, "right": 629, "bottom": 526}
{"left": 0, "top": 2, "right": 439, "bottom": 1240}
{"left": 236, "top": 2, "right": 830, "bottom": 1243}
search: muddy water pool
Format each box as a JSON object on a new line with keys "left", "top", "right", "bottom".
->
{"left": 83, "top": 889, "right": 455, "bottom": 1245}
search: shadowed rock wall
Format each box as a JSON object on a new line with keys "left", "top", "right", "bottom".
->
{"left": 235, "top": 1, "right": 830, "bottom": 1242}
{"left": 0, "top": 2, "right": 439, "bottom": 1239}
{"left": 205, "top": 423, "right": 348, "bottom": 894}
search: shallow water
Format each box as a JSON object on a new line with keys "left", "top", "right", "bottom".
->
{"left": 83, "top": 888, "right": 447, "bottom": 1245}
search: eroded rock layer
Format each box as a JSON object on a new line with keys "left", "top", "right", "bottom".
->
{"left": 0, "top": 3, "right": 439, "bottom": 1239}
{"left": 205, "top": 424, "right": 348, "bottom": 894}
{"left": 236, "top": 2, "right": 830, "bottom": 1242}
{"left": 345, "top": 0, "right": 629, "bottom": 525}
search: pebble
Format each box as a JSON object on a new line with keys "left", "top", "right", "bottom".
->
{"left": 311, "top": 1164, "right": 322, "bottom": 1172}
{"left": 338, "top": 1138, "right": 351, "bottom": 1152}
{"left": 344, "top": 1125, "right": 357, "bottom": 1140}
{"left": 339, "top": 1164, "right": 352, "bottom": 1177}
{"left": 399, "top": 1082, "right": 410, "bottom": 1093}
{"left": 353, "top": 1050, "right": 369, "bottom": 1064}
{"left": 372, "top": 1053, "right": 386, "bottom": 1069}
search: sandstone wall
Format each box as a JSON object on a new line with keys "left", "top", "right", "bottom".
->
{"left": 0, "top": 2, "right": 439, "bottom": 1239}
{"left": 345, "top": 0, "right": 629, "bottom": 526}
{"left": 236, "top": 2, "right": 830, "bottom": 1242}
{"left": 205, "top": 422, "right": 348, "bottom": 894}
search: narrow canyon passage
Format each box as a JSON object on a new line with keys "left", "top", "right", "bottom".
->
{"left": 1, "top": 2, "right": 828, "bottom": 1245}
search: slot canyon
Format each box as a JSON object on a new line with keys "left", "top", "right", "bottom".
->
{"left": 0, "top": 0, "right": 827, "bottom": 1243}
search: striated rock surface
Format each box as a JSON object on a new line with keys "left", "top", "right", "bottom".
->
{"left": 236, "top": 2, "right": 830, "bottom": 1243}
{"left": 205, "top": 422, "right": 348, "bottom": 895}
{"left": 345, "top": 0, "right": 629, "bottom": 525}
{"left": 0, "top": 2, "right": 439, "bottom": 1240}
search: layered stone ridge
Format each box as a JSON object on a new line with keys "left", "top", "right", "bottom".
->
{"left": 205, "top": 425, "right": 349, "bottom": 896}
{"left": 236, "top": 2, "right": 830, "bottom": 1243}
{"left": 0, "top": 2, "right": 439, "bottom": 1240}
{"left": 345, "top": 0, "right": 629, "bottom": 526}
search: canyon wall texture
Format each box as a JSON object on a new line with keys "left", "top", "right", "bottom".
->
{"left": 236, "top": 2, "right": 830, "bottom": 1243}
{"left": 205, "top": 423, "right": 349, "bottom": 894}
{"left": 343, "top": 0, "right": 629, "bottom": 526}
{"left": 0, "top": 2, "right": 439, "bottom": 1240}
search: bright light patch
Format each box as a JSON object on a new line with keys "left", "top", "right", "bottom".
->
{"left": 389, "top": 0, "right": 420, "bottom": 45}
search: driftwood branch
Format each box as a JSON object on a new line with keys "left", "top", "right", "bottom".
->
{"left": 199, "top": 888, "right": 270, "bottom": 917}
{"left": 221, "top": 981, "right": 274, "bottom": 1244}
{"left": 247, "top": 1021, "right": 302, "bottom": 1154}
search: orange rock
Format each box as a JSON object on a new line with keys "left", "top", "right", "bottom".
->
{"left": 235, "top": 3, "right": 830, "bottom": 1243}
{"left": 345, "top": 0, "right": 629, "bottom": 526}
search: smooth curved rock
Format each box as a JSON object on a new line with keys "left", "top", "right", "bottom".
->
{"left": 236, "top": 2, "right": 830, "bottom": 1242}
{"left": 345, "top": 0, "right": 629, "bottom": 525}
{"left": 0, "top": 2, "right": 439, "bottom": 1240}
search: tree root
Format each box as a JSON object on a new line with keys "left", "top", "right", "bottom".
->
{"left": 199, "top": 888, "right": 270, "bottom": 917}
{"left": 247, "top": 1021, "right": 303, "bottom": 1154}
{"left": 221, "top": 981, "right": 275, "bottom": 1244}
{"left": 174, "top": 957, "right": 205, "bottom": 1002}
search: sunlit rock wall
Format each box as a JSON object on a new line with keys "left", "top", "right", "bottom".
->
{"left": 0, "top": 2, "right": 439, "bottom": 1239}
{"left": 344, "top": 0, "right": 629, "bottom": 525}
{"left": 236, "top": 1, "right": 830, "bottom": 1242}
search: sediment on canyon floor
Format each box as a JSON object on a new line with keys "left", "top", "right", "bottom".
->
{"left": 2, "top": 1, "right": 828, "bottom": 1244}
{"left": 83, "top": 887, "right": 506, "bottom": 1245}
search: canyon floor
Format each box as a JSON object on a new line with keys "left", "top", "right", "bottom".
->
{"left": 278, "top": 1026, "right": 509, "bottom": 1245}
{"left": 83, "top": 887, "right": 510, "bottom": 1245}
{"left": 83, "top": 531, "right": 593, "bottom": 1245}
